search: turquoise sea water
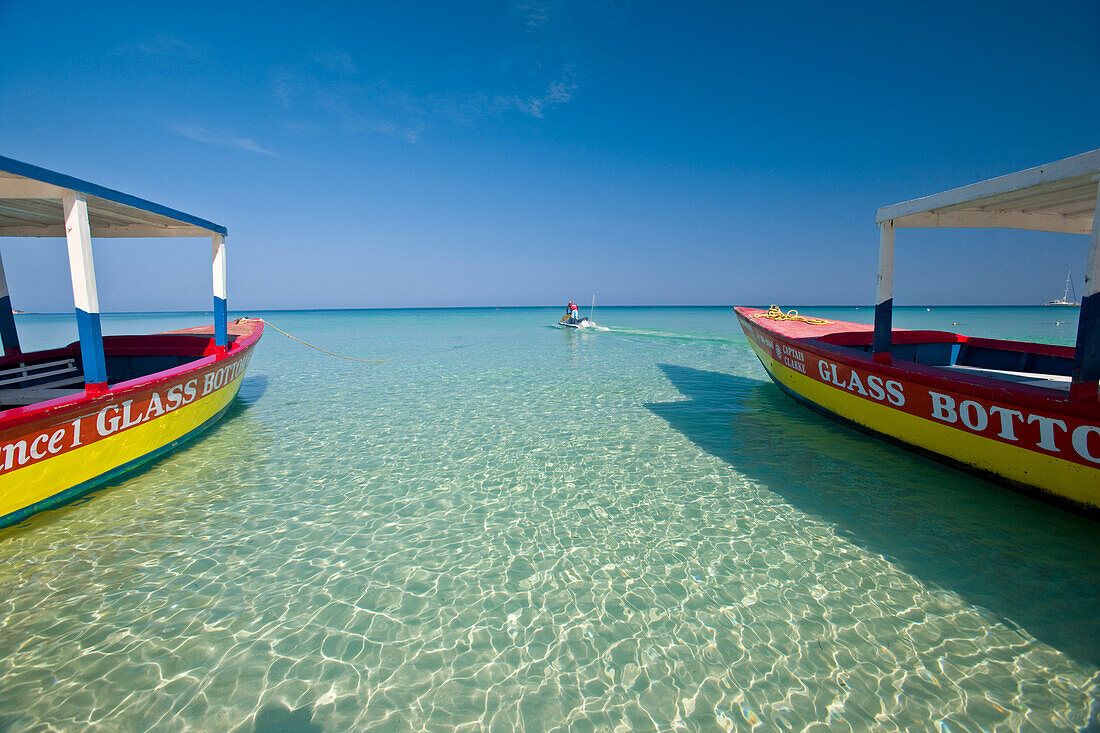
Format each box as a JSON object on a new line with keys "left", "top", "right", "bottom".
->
{"left": 0, "top": 306, "right": 1097, "bottom": 731}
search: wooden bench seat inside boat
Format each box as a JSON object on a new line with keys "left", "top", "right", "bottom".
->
{"left": 0, "top": 357, "right": 85, "bottom": 406}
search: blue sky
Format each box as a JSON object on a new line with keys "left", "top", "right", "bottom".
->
{"left": 1, "top": 1, "right": 1098, "bottom": 311}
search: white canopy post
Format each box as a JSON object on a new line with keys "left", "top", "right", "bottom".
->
{"left": 212, "top": 234, "right": 228, "bottom": 352}
{"left": 1070, "top": 182, "right": 1100, "bottom": 399}
{"left": 63, "top": 191, "right": 107, "bottom": 392}
{"left": 0, "top": 250, "right": 20, "bottom": 356}
{"left": 872, "top": 220, "right": 895, "bottom": 361}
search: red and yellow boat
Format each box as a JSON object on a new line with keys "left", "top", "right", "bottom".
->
{"left": 738, "top": 149, "right": 1100, "bottom": 514}
{"left": 0, "top": 156, "right": 263, "bottom": 528}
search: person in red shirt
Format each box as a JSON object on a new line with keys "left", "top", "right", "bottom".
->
{"left": 567, "top": 301, "right": 579, "bottom": 323}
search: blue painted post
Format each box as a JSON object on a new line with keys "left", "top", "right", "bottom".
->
{"left": 0, "top": 251, "right": 21, "bottom": 356}
{"left": 1070, "top": 190, "right": 1100, "bottom": 400}
{"left": 213, "top": 234, "right": 228, "bottom": 353}
{"left": 63, "top": 192, "right": 108, "bottom": 393}
{"left": 872, "top": 220, "right": 895, "bottom": 362}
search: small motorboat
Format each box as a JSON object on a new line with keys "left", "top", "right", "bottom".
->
{"left": 555, "top": 317, "right": 608, "bottom": 331}
{"left": 556, "top": 296, "right": 609, "bottom": 330}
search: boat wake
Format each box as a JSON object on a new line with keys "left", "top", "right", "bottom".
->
{"left": 601, "top": 326, "right": 741, "bottom": 344}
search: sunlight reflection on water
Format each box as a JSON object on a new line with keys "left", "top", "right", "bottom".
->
{"left": 0, "top": 307, "right": 1096, "bottom": 731}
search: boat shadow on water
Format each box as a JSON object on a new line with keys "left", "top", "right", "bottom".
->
{"left": 646, "top": 364, "right": 1100, "bottom": 668}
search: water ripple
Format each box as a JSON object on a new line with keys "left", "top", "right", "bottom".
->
{"left": 1, "top": 308, "right": 1097, "bottom": 731}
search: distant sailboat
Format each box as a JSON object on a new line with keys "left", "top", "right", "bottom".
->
{"left": 1044, "top": 271, "right": 1079, "bottom": 306}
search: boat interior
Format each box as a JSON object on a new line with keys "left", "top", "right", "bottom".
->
{"left": 817, "top": 330, "right": 1074, "bottom": 391}
{"left": 858, "top": 148, "right": 1098, "bottom": 398}
{"left": 0, "top": 333, "right": 236, "bottom": 409}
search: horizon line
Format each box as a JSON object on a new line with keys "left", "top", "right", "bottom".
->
{"left": 10, "top": 303, "right": 1079, "bottom": 315}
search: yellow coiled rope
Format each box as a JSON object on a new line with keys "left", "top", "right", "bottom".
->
{"left": 751, "top": 305, "right": 832, "bottom": 326}
{"left": 237, "top": 318, "right": 389, "bottom": 363}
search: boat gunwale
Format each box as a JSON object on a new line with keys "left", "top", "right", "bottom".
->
{"left": 814, "top": 328, "right": 1076, "bottom": 360}
{"left": 734, "top": 307, "right": 1094, "bottom": 418}
{"left": 0, "top": 319, "right": 263, "bottom": 434}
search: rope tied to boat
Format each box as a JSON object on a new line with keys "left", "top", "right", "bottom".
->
{"left": 752, "top": 305, "right": 832, "bottom": 326}
{"left": 236, "top": 318, "right": 389, "bottom": 363}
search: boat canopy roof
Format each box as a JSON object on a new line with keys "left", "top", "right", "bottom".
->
{"left": 876, "top": 149, "right": 1100, "bottom": 235}
{"left": 0, "top": 155, "right": 226, "bottom": 238}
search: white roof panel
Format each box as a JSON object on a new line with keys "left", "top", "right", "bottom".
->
{"left": 876, "top": 149, "right": 1100, "bottom": 234}
{"left": 0, "top": 156, "right": 225, "bottom": 238}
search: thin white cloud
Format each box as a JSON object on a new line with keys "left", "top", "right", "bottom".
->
{"left": 112, "top": 34, "right": 213, "bottom": 59}
{"left": 512, "top": 0, "right": 554, "bottom": 28}
{"left": 369, "top": 121, "right": 424, "bottom": 144}
{"left": 515, "top": 73, "right": 579, "bottom": 118}
{"left": 311, "top": 50, "right": 359, "bottom": 75}
{"left": 166, "top": 121, "right": 277, "bottom": 156}
{"left": 433, "top": 68, "right": 578, "bottom": 119}
{"left": 272, "top": 42, "right": 582, "bottom": 142}
{"left": 271, "top": 66, "right": 302, "bottom": 108}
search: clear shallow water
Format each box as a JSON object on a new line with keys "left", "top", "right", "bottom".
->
{"left": 0, "top": 306, "right": 1097, "bottom": 731}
